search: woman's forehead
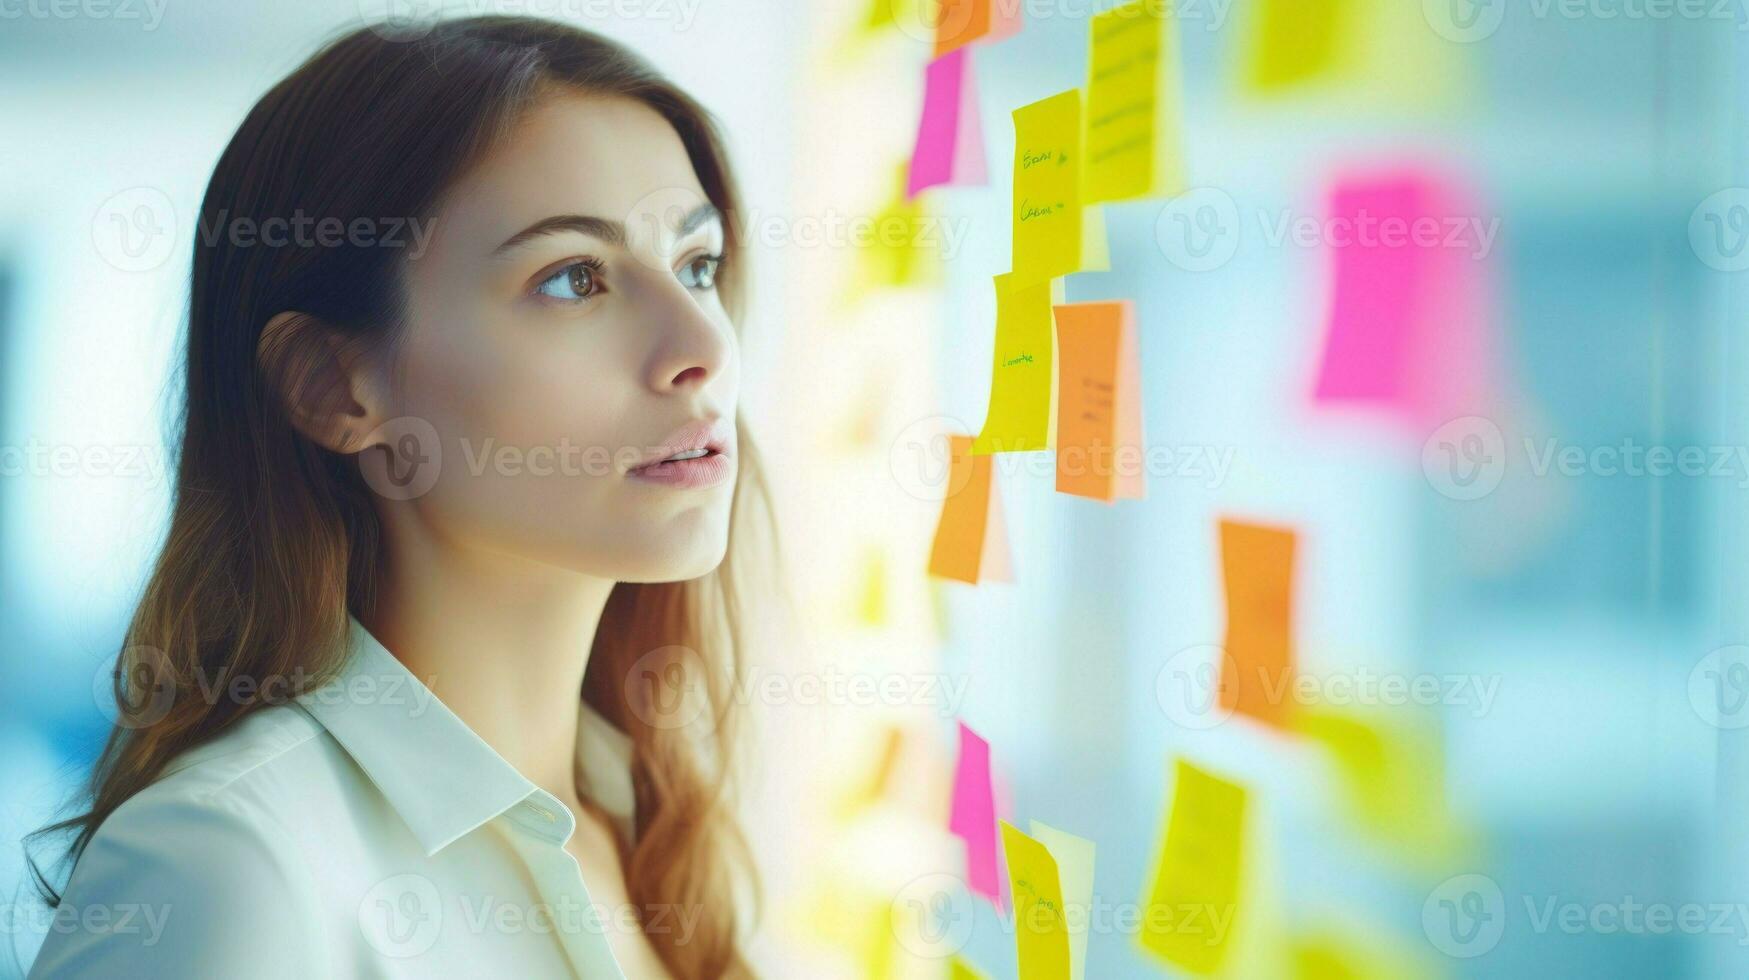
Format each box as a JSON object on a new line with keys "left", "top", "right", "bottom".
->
{"left": 434, "top": 91, "right": 710, "bottom": 255}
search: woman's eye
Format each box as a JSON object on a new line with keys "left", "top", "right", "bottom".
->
{"left": 678, "top": 254, "right": 721, "bottom": 291}
{"left": 534, "top": 260, "right": 604, "bottom": 302}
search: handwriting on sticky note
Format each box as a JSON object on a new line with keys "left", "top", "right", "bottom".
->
{"left": 949, "top": 722, "right": 1004, "bottom": 908}
{"left": 1054, "top": 301, "right": 1145, "bottom": 502}
{"left": 1001, "top": 821, "right": 1072, "bottom": 980}
{"left": 1011, "top": 90, "right": 1087, "bottom": 286}
{"left": 1085, "top": 0, "right": 1184, "bottom": 202}
{"left": 1218, "top": 519, "right": 1296, "bottom": 728}
{"left": 1030, "top": 821, "right": 1096, "bottom": 980}
{"left": 974, "top": 274, "right": 1059, "bottom": 455}
{"left": 1139, "top": 759, "right": 1246, "bottom": 975}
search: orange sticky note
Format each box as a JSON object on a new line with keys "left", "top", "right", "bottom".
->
{"left": 934, "top": 0, "right": 988, "bottom": 55}
{"left": 1053, "top": 301, "right": 1144, "bottom": 502}
{"left": 1138, "top": 759, "right": 1247, "bottom": 974}
{"left": 1217, "top": 520, "right": 1297, "bottom": 728}
{"left": 928, "top": 434, "right": 1014, "bottom": 583}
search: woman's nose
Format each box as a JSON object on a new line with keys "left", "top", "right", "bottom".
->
{"left": 642, "top": 280, "right": 732, "bottom": 394}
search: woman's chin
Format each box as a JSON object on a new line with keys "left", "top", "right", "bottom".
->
{"left": 602, "top": 531, "right": 731, "bottom": 584}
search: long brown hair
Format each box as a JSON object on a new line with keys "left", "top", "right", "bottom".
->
{"left": 29, "top": 15, "right": 770, "bottom": 979}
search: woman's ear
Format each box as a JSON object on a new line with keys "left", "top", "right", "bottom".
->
{"left": 256, "top": 311, "right": 389, "bottom": 455}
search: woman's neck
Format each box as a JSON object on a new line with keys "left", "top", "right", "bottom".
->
{"left": 361, "top": 521, "right": 615, "bottom": 808}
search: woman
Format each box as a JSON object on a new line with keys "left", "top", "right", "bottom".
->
{"left": 26, "top": 15, "right": 772, "bottom": 979}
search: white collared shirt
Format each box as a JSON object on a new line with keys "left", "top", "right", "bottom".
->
{"left": 28, "top": 614, "right": 640, "bottom": 979}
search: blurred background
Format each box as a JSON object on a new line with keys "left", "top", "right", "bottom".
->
{"left": 2, "top": 0, "right": 1746, "bottom": 977}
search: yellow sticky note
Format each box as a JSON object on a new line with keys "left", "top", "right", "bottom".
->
{"left": 951, "top": 956, "right": 992, "bottom": 980}
{"left": 1239, "top": 0, "right": 1460, "bottom": 107}
{"left": 1138, "top": 759, "right": 1246, "bottom": 975}
{"left": 1288, "top": 927, "right": 1435, "bottom": 980}
{"left": 1085, "top": 0, "right": 1186, "bottom": 203}
{"left": 1243, "top": 0, "right": 1353, "bottom": 91}
{"left": 1001, "top": 821, "right": 1072, "bottom": 980}
{"left": 1293, "top": 706, "right": 1462, "bottom": 864}
{"left": 787, "top": 877, "right": 898, "bottom": 977}
{"left": 854, "top": 547, "right": 888, "bottom": 626}
{"left": 856, "top": 162, "right": 941, "bottom": 295}
{"left": 1083, "top": 201, "right": 1110, "bottom": 271}
{"left": 973, "top": 274, "right": 1062, "bottom": 455}
{"left": 1011, "top": 90, "right": 1107, "bottom": 287}
{"left": 860, "top": 0, "right": 921, "bottom": 33}
{"left": 1029, "top": 821, "right": 1096, "bottom": 980}
{"left": 831, "top": 725, "right": 902, "bottom": 822}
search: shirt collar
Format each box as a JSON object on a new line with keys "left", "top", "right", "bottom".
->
{"left": 294, "top": 612, "right": 637, "bottom": 856}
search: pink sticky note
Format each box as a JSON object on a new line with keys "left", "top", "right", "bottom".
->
{"left": 908, "top": 48, "right": 987, "bottom": 198}
{"left": 1311, "top": 168, "right": 1495, "bottom": 427}
{"left": 949, "top": 721, "right": 1005, "bottom": 909}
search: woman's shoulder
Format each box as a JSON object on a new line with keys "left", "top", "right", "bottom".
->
{"left": 151, "top": 700, "right": 328, "bottom": 799}
{"left": 26, "top": 706, "right": 341, "bottom": 978}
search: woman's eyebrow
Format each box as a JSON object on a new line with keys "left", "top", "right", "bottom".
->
{"left": 492, "top": 203, "right": 723, "bottom": 256}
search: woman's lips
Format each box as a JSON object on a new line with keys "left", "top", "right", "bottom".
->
{"left": 627, "top": 450, "right": 733, "bottom": 489}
